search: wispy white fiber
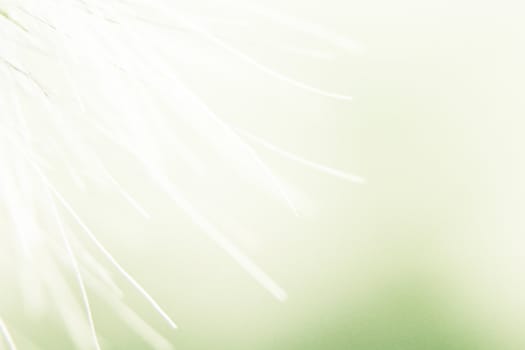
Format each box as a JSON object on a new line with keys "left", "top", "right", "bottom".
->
{"left": 0, "top": 0, "right": 360, "bottom": 348}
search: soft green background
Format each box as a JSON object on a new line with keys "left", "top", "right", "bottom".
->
{"left": 4, "top": 0, "right": 525, "bottom": 349}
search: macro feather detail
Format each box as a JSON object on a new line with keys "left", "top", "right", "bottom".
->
{"left": 0, "top": 1, "right": 362, "bottom": 348}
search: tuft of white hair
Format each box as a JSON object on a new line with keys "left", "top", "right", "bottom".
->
{"left": 0, "top": 1, "right": 362, "bottom": 349}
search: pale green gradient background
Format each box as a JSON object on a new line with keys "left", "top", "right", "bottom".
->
{"left": 6, "top": 0, "right": 525, "bottom": 349}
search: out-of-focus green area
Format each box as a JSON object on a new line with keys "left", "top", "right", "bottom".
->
{"left": 3, "top": 0, "right": 525, "bottom": 349}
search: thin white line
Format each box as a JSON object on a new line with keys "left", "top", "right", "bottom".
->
{"left": 47, "top": 189, "right": 102, "bottom": 350}
{"left": 236, "top": 127, "right": 366, "bottom": 184}
{"left": 29, "top": 161, "right": 178, "bottom": 330}
{"left": 0, "top": 317, "right": 17, "bottom": 350}
{"left": 156, "top": 175, "right": 287, "bottom": 302}
{"left": 187, "top": 23, "right": 353, "bottom": 101}
{"left": 101, "top": 165, "right": 151, "bottom": 219}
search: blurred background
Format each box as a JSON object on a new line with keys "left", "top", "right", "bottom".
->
{"left": 3, "top": 0, "right": 525, "bottom": 349}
